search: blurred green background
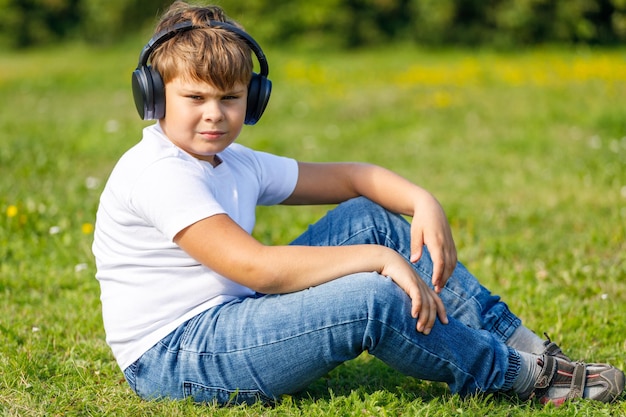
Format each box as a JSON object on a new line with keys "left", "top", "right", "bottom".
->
{"left": 2, "top": 0, "right": 626, "bottom": 50}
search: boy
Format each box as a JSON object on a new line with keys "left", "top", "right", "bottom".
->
{"left": 93, "top": 0, "right": 624, "bottom": 407}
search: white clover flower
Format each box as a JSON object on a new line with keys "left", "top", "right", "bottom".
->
{"left": 86, "top": 177, "right": 100, "bottom": 189}
{"left": 105, "top": 119, "right": 120, "bottom": 133}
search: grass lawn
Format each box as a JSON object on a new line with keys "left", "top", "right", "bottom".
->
{"left": 0, "top": 38, "right": 625, "bottom": 416}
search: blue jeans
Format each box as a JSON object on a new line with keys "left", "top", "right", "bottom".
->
{"left": 123, "top": 197, "right": 522, "bottom": 405}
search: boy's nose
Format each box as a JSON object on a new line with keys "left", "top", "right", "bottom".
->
{"left": 202, "top": 101, "right": 224, "bottom": 122}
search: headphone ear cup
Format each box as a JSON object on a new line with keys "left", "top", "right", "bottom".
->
{"left": 131, "top": 65, "right": 165, "bottom": 120}
{"left": 131, "top": 66, "right": 150, "bottom": 120}
{"left": 149, "top": 66, "right": 166, "bottom": 120}
{"left": 245, "top": 73, "right": 272, "bottom": 125}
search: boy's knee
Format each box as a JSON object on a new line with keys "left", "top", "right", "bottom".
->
{"left": 335, "top": 197, "right": 404, "bottom": 232}
{"left": 350, "top": 273, "right": 411, "bottom": 315}
{"left": 339, "top": 197, "right": 384, "bottom": 214}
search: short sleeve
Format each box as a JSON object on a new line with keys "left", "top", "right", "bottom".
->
{"left": 249, "top": 149, "right": 299, "bottom": 206}
{"left": 130, "top": 158, "right": 225, "bottom": 240}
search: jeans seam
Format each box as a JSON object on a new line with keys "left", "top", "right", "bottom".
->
{"left": 366, "top": 316, "right": 488, "bottom": 394}
{"left": 337, "top": 224, "right": 401, "bottom": 253}
{"left": 179, "top": 313, "right": 201, "bottom": 349}
{"left": 448, "top": 290, "right": 484, "bottom": 314}
{"left": 182, "top": 380, "right": 275, "bottom": 405}
{"left": 177, "top": 316, "right": 372, "bottom": 355}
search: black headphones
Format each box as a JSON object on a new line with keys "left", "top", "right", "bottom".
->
{"left": 131, "top": 20, "right": 271, "bottom": 125}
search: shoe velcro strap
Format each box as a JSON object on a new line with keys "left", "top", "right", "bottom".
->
{"left": 544, "top": 341, "right": 564, "bottom": 357}
{"left": 566, "top": 362, "right": 586, "bottom": 399}
{"left": 534, "top": 355, "right": 557, "bottom": 389}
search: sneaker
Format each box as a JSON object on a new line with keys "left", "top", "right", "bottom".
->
{"left": 530, "top": 354, "right": 625, "bottom": 406}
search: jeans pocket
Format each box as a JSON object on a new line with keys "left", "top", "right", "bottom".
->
{"left": 182, "top": 380, "right": 274, "bottom": 406}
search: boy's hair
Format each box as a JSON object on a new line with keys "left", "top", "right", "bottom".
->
{"left": 150, "top": 1, "right": 253, "bottom": 90}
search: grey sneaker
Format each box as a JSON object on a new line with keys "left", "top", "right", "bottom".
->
{"left": 529, "top": 354, "right": 625, "bottom": 406}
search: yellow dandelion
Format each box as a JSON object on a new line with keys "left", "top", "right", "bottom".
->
{"left": 433, "top": 91, "right": 452, "bottom": 108}
{"left": 81, "top": 223, "right": 94, "bottom": 234}
{"left": 6, "top": 205, "right": 18, "bottom": 218}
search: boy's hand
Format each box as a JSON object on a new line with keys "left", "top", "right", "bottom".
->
{"left": 381, "top": 251, "right": 448, "bottom": 334}
{"left": 409, "top": 193, "right": 457, "bottom": 293}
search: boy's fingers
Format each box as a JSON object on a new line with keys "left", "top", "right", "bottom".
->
{"left": 410, "top": 288, "right": 421, "bottom": 319}
{"left": 431, "top": 243, "right": 458, "bottom": 292}
{"left": 431, "top": 251, "right": 444, "bottom": 290}
{"left": 410, "top": 235, "right": 424, "bottom": 263}
{"left": 436, "top": 295, "right": 448, "bottom": 324}
{"left": 415, "top": 291, "right": 448, "bottom": 334}
{"left": 419, "top": 299, "right": 436, "bottom": 334}
{"left": 442, "top": 247, "right": 457, "bottom": 285}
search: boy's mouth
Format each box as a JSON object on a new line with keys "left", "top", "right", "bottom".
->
{"left": 199, "top": 130, "right": 226, "bottom": 140}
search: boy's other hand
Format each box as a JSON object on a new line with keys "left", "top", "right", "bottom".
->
{"left": 409, "top": 193, "right": 457, "bottom": 293}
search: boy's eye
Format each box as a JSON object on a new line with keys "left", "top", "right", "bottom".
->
{"left": 222, "top": 95, "right": 240, "bottom": 100}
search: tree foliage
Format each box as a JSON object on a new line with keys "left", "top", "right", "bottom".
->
{"left": 0, "top": 0, "right": 171, "bottom": 48}
{"left": 0, "top": 0, "right": 625, "bottom": 49}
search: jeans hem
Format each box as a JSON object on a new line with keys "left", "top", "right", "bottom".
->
{"left": 502, "top": 347, "right": 521, "bottom": 391}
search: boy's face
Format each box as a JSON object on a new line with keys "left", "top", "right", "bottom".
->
{"left": 160, "top": 76, "right": 247, "bottom": 166}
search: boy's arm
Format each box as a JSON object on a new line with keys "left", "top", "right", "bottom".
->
{"left": 175, "top": 213, "right": 448, "bottom": 335}
{"left": 282, "top": 162, "right": 457, "bottom": 292}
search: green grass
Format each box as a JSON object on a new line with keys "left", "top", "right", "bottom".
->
{"left": 1, "top": 39, "right": 625, "bottom": 416}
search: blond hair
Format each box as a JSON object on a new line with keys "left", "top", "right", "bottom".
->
{"left": 150, "top": 1, "right": 253, "bottom": 90}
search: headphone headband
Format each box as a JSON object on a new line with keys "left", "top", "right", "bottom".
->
{"left": 136, "top": 20, "right": 269, "bottom": 78}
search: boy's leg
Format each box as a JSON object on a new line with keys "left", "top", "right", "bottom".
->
{"left": 286, "top": 197, "right": 625, "bottom": 405}
{"left": 125, "top": 272, "right": 518, "bottom": 405}
{"left": 290, "top": 197, "right": 524, "bottom": 344}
